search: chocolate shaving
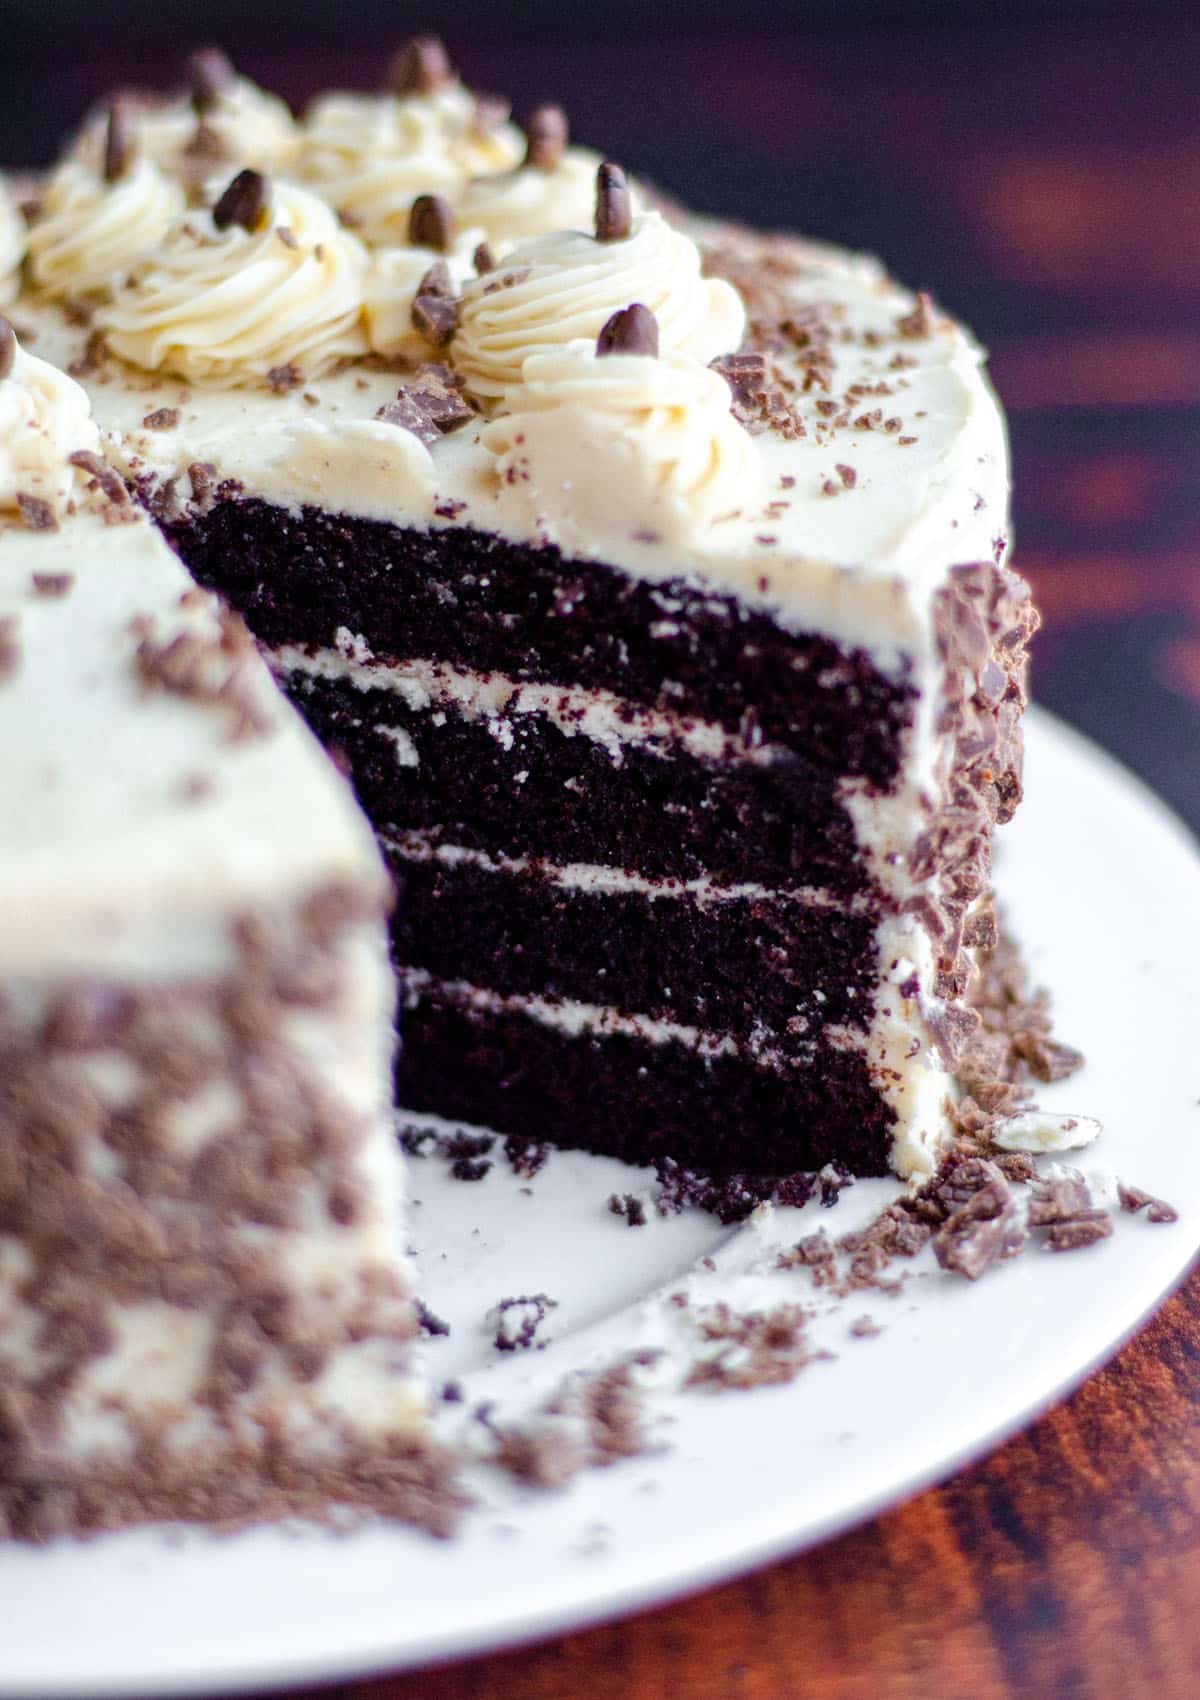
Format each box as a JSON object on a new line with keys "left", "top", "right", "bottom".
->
{"left": 408, "top": 193, "right": 454, "bottom": 253}
{"left": 142, "top": 407, "right": 181, "bottom": 431}
{"left": 525, "top": 104, "right": 568, "bottom": 170}
{"left": 897, "top": 291, "right": 941, "bottom": 339}
{"left": 410, "top": 260, "right": 460, "bottom": 347}
{"left": 103, "top": 100, "right": 133, "bottom": 183}
{"left": 933, "top": 1171, "right": 1026, "bottom": 1280}
{"left": 212, "top": 169, "right": 266, "bottom": 235}
{"left": 16, "top": 494, "right": 57, "bottom": 532}
{"left": 709, "top": 350, "right": 806, "bottom": 440}
{"left": 596, "top": 303, "right": 658, "bottom": 358}
{"left": 1117, "top": 1184, "right": 1179, "bottom": 1224}
{"left": 189, "top": 46, "right": 236, "bottom": 114}
{"left": 685, "top": 1304, "right": 818, "bottom": 1390}
{"left": 389, "top": 35, "right": 453, "bottom": 96}
{"left": 1044, "top": 1215, "right": 1113, "bottom": 1253}
{"left": 1027, "top": 1176, "right": 1095, "bottom": 1227}
{"left": 31, "top": 572, "right": 74, "bottom": 598}
{"left": 595, "top": 161, "right": 632, "bottom": 243}
{"left": 68, "top": 450, "right": 129, "bottom": 507}
{"left": 375, "top": 362, "right": 473, "bottom": 445}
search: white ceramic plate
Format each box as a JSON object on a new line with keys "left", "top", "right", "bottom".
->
{"left": 2, "top": 708, "right": 1198, "bottom": 1700}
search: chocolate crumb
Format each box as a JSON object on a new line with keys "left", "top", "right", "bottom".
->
{"left": 835, "top": 463, "right": 857, "bottom": 488}
{"left": 31, "top": 572, "right": 74, "bottom": 598}
{"left": 897, "top": 291, "right": 940, "bottom": 339}
{"left": 408, "top": 193, "right": 454, "bottom": 252}
{"left": 1027, "top": 1176, "right": 1095, "bottom": 1227}
{"left": 415, "top": 1299, "right": 450, "bottom": 1338}
{"left": 142, "top": 407, "right": 181, "bottom": 430}
{"left": 685, "top": 1303, "right": 817, "bottom": 1391}
{"left": 596, "top": 303, "right": 658, "bottom": 358}
{"left": 266, "top": 363, "right": 303, "bottom": 394}
{"left": 16, "top": 493, "right": 57, "bottom": 531}
{"left": 595, "top": 161, "right": 633, "bottom": 243}
{"left": 849, "top": 1316, "right": 882, "bottom": 1339}
{"left": 608, "top": 1193, "right": 648, "bottom": 1227}
{"left": 503, "top": 1136, "right": 549, "bottom": 1179}
{"left": 492, "top": 1293, "right": 558, "bottom": 1353}
{"left": 68, "top": 450, "right": 129, "bottom": 506}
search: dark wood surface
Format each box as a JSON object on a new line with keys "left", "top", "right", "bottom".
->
{"left": 13, "top": 14, "right": 1198, "bottom": 1698}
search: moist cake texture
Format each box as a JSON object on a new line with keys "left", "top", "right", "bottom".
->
{"left": 1, "top": 38, "right": 1034, "bottom": 1534}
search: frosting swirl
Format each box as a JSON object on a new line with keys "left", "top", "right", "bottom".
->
{"left": 99, "top": 178, "right": 369, "bottom": 386}
{"left": 71, "top": 77, "right": 298, "bottom": 180}
{"left": 453, "top": 212, "right": 745, "bottom": 399}
{"left": 456, "top": 147, "right": 613, "bottom": 247}
{"left": 0, "top": 184, "right": 25, "bottom": 304}
{"left": 480, "top": 346, "right": 760, "bottom": 553}
{"left": 298, "top": 85, "right": 523, "bottom": 247}
{"left": 28, "top": 155, "right": 185, "bottom": 300}
{"left": 0, "top": 332, "right": 101, "bottom": 513}
{"left": 364, "top": 234, "right": 480, "bottom": 358}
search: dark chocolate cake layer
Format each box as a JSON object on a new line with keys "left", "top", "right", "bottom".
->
{"left": 164, "top": 500, "right": 916, "bottom": 787}
{"left": 389, "top": 849, "right": 877, "bottom": 1041}
{"left": 398, "top": 984, "right": 895, "bottom": 1177}
{"left": 282, "top": 670, "right": 871, "bottom": 895}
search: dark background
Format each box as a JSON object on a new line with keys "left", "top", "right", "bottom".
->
{"left": 5, "top": 1, "right": 1197, "bottom": 831}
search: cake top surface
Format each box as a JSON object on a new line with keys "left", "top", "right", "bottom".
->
{"left": 0, "top": 328, "right": 383, "bottom": 979}
{"left": 2, "top": 39, "right": 1010, "bottom": 650}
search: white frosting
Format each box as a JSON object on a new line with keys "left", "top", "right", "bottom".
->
{"left": 0, "top": 183, "right": 25, "bottom": 304}
{"left": 99, "top": 178, "right": 368, "bottom": 385}
{"left": 364, "top": 233, "right": 480, "bottom": 359}
{"left": 72, "top": 78, "right": 298, "bottom": 178}
{"left": 243, "top": 416, "right": 436, "bottom": 523}
{"left": 456, "top": 147, "right": 610, "bottom": 246}
{"left": 0, "top": 336, "right": 100, "bottom": 512}
{"left": 481, "top": 346, "right": 760, "bottom": 556}
{"left": 993, "top": 1111, "right": 1102, "bottom": 1154}
{"left": 298, "top": 84, "right": 523, "bottom": 247}
{"left": 452, "top": 211, "right": 746, "bottom": 397}
{"left": 28, "top": 155, "right": 186, "bottom": 300}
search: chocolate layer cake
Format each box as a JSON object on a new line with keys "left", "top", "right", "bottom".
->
{"left": 1, "top": 38, "right": 1034, "bottom": 1533}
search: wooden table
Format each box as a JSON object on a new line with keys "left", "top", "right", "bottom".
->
{"left": 16, "top": 13, "right": 1196, "bottom": 1698}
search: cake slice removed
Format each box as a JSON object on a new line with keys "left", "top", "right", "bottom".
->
{"left": 0, "top": 333, "right": 452, "bottom": 1539}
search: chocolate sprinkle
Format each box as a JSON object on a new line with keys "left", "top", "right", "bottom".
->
{"left": 408, "top": 193, "right": 454, "bottom": 253}
{"left": 103, "top": 100, "right": 133, "bottom": 184}
{"left": 189, "top": 46, "right": 236, "bottom": 115}
{"left": 525, "top": 104, "right": 568, "bottom": 170}
{"left": 389, "top": 35, "right": 453, "bottom": 96}
{"left": 1117, "top": 1183, "right": 1179, "bottom": 1224}
{"left": 595, "top": 161, "right": 633, "bottom": 243}
{"left": 596, "top": 303, "right": 659, "bottom": 358}
{"left": 212, "top": 169, "right": 266, "bottom": 235}
{"left": 0, "top": 316, "right": 15, "bottom": 380}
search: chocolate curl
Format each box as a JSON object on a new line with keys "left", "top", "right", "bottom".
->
{"left": 389, "top": 35, "right": 453, "bottom": 95}
{"left": 596, "top": 303, "right": 659, "bottom": 358}
{"left": 408, "top": 194, "right": 455, "bottom": 252}
{"left": 595, "top": 161, "right": 632, "bottom": 242}
{"left": 524, "top": 105, "right": 568, "bottom": 170}
{"left": 212, "top": 168, "right": 266, "bottom": 233}
{"left": 189, "top": 45, "right": 236, "bottom": 114}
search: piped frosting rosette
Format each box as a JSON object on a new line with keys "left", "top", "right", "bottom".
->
{"left": 0, "top": 323, "right": 101, "bottom": 514}
{"left": 298, "top": 84, "right": 523, "bottom": 247}
{"left": 28, "top": 154, "right": 185, "bottom": 300}
{"left": 70, "top": 74, "right": 298, "bottom": 180}
{"left": 452, "top": 211, "right": 745, "bottom": 400}
{"left": 98, "top": 175, "right": 369, "bottom": 386}
{"left": 456, "top": 146, "right": 614, "bottom": 248}
{"left": 481, "top": 341, "right": 761, "bottom": 554}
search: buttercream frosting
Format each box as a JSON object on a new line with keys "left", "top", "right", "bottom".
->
{"left": 298, "top": 85, "right": 523, "bottom": 247}
{"left": 0, "top": 332, "right": 100, "bottom": 513}
{"left": 364, "top": 234, "right": 481, "bottom": 359}
{"left": 28, "top": 155, "right": 186, "bottom": 300}
{"left": 480, "top": 346, "right": 760, "bottom": 554}
{"left": 99, "top": 177, "right": 369, "bottom": 386}
{"left": 452, "top": 211, "right": 745, "bottom": 398}
{"left": 0, "top": 185, "right": 24, "bottom": 304}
